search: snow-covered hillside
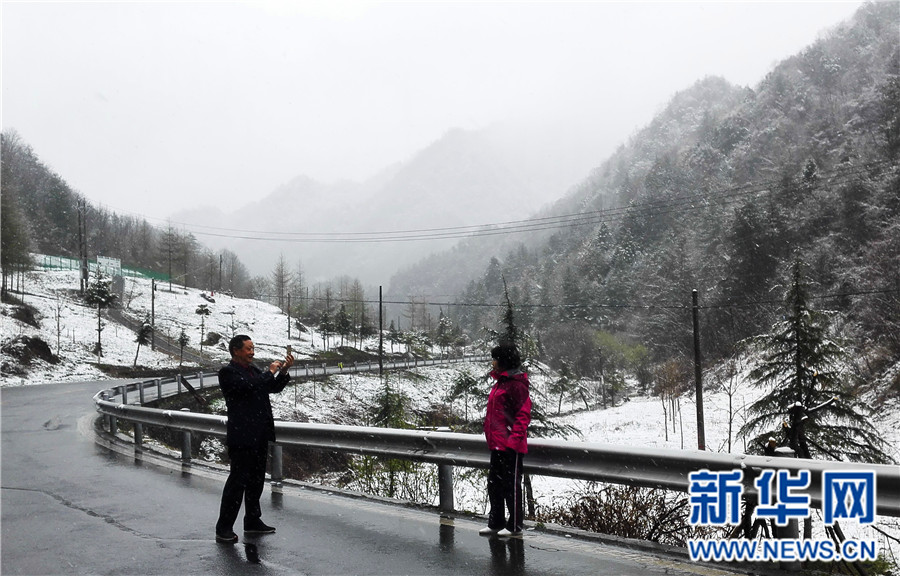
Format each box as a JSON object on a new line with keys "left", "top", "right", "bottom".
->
{"left": 3, "top": 264, "right": 898, "bottom": 560}
{"left": 1, "top": 266, "right": 323, "bottom": 385}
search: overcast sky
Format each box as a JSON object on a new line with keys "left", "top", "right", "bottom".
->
{"left": 2, "top": 1, "right": 864, "bottom": 222}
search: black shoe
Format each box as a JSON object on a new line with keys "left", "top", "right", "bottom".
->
{"left": 244, "top": 520, "right": 276, "bottom": 534}
{"left": 216, "top": 531, "right": 239, "bottom": 544}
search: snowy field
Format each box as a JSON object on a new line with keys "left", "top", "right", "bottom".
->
{"left": 3, "top": 264, "right": 898, "bottom": 562}
{"left": 1, "top": 266, "right": 323, "bottom": 386}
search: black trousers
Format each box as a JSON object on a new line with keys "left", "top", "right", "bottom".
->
{"left": 487, "top": 449, "right": 525, "bottom": 532}
{"left": 216, "top": 443, "right": 268, "bottom": 533}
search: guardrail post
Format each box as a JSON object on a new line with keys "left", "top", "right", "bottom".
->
{"left": 155, "top": 378, "right": 162, "bottom": 401}
{"left": 122, "top": 384, "right": 128, "bottom": 405}
{"left": 134, "top": 422, "right": 143, "bottom": 453}
{"left": 177, "top": 374, "right": 183, "bottom": 395}
{"left": 270, "top": 443, "right": 283, "bottom": 490}
{"left": 108, "top": 414, "right": 117, "bottom": 435}
{"left": 179, "top": 408, "right": 191, "bottom": 464}
{"left": 198, "top": 371, "right": 203, "bottom": 390}
{"left": 139, "top": 381, "right": 145, "bottom": 405}
{"left": 771, "top": 447, "right": 801, "bottom": 571}
{"left": 438, "top": 464, "right": 454, "bottom": 513}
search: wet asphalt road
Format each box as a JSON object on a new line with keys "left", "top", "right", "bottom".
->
{"left": 1, "top": 380, "right": 743, "bottom": 575}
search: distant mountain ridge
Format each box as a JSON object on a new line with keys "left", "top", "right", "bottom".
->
{"left": 175, "top": 122, "right": 601, "bottom": 284}
{"left": 386, "top": 76, "right": 750, "bottom": 300}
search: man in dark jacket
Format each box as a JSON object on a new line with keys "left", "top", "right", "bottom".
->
{"left": 215, "top": 335, "right": 293, "bottom": 544}
{"left": 480, "top": 343, "right": 532, "bottom": 539}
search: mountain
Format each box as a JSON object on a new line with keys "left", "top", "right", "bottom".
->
{"left": 390, "top": 1, "right": 900, "bottom": 390}
{"left": 172, "top": 122, "right": 606, "bottom": 285}
{"left": 386, "top": 76, "right": 750, "bottom": 300}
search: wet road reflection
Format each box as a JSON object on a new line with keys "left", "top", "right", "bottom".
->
{"left": 439, "top": 516, "right": 455, "bottom": 552}
{"left": 270, "top": 490, "right": 284, "bottom": 510}
{"left": 488, "top": 536, "right": 525, "bottom": 575}
{"left": 244, "top": 543, "right": 261, "bottom": 564}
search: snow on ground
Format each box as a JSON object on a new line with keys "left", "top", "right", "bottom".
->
{"left": 1, "top": 266, "right": 322, "bottom": 386}
{"left": 119, "top": 274, "right": 321, "bottom": 364}
{"left": 3, "top": 264, "right": 899, "bottom": 560}
{"left": 3, "top": 269, "right": 184, "bottom": 384}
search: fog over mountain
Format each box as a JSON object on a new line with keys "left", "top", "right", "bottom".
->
{"left": 173, "top": 121, "right": 606, "bottom": 285}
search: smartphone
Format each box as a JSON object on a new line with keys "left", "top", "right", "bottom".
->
{"left": 286, "top": 345, "right": 292, "bottom": 357}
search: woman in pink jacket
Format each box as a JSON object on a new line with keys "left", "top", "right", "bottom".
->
{"left": 480, "top": 343, "right": 532, "bottom": 538}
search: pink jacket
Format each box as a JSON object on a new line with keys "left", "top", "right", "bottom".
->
{"left": 483, "top": 369, "right": 532, "bottom": 453}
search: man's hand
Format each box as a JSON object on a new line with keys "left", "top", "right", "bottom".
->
{"left": 270, "top": 354, "right": 294, "bottom": 374}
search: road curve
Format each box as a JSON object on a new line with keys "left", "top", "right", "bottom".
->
{"left": 1, "top": 380, "right": 747, "bottom": 575}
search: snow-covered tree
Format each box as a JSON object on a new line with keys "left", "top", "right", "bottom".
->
{"left": 739, "top": 260, "right": 890, "bottom": 463}
{"left": 318, "top": 309, "right": 333, "bottom": 350}
{"left": 336, "top": 303, "right": 351, "bottom": 347}
{"left": 133, "top": 315, "right": 153, "bottom": 367}
{"left": 387, "top": 320, "right": 399, "bottom": 353}
{"left": 435, "top": 310, "right": 453, "bottom": 355}
{"left": 85, "top": 268, "right": 117, "bottom": 357}
{"left": 195, "top": 304, "right": 211, "bottom": 358}
{"left": 548, "top": 362, "right": 575, "bottom": 414}
{"left": 447, "top": 367, "right": 486, "bottom": 423}
{"left": 177, "top": 328, "right": 189, "bottom": 366}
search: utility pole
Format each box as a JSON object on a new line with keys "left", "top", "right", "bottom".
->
{"left": 151, "top": 279, "right": 156, "bottom": 350}
{"left": 77, "top": 200, "right": 88, "bottom": 294}
{"left": 378, "top": 286, "right": 384, "bottom": 377}
{"left": 692, "top": 289, "right": 706, "bottom": 451}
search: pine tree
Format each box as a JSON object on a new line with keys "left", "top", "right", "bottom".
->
{"left": 133, "top": 315, "right": 153, "bottom": 367}
{"left": 177, "top": 329, "right": 189, "bottom": 367}
{"left": 358, "top": 304, "right": 377, "bottom": 345}
{"left": 336, "top": 303, "right": 352, "bottom": 347}
{"left": 436, "top": 310, "right": 453, "bottom": 355}
{"left": 367, "top": 378, "right": 415, "bottom": 498}
{"left": 387, "top": 320, "right": 399, "bottom": 353}
{"left": 85, "top": 268, "right": 117, "bottom": 357}
{"left": 548, "top": 362, "right": 576, "bottom": 414}
{"left": 739, "top": 261, "right": 890, "bottom": 463}
{"left": 195, "top": 304, "right": 211, "bottom": 358}
{"left": 500, "top": 278, "right": 519, "bottom": 347}
{"left": 318, "top": 309, "right": 333, "bottom": 350}
{"left": 447, "top": 367, "right": 486, "bottom": 423}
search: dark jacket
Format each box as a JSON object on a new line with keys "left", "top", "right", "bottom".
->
{"left": 483, "top": 369, "right": 532, "bottom": 454}
{"left": 218, "top": 360, "right": 290, "bottom": 448}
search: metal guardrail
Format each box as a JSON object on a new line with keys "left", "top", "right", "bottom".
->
{"left": 93, "top": 361, "right": 900, "bottom": 518}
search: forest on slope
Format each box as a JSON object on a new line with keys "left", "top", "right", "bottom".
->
{"left": 0, "top": 131, "right": 258, "bottom": 297}
{"left": 391, "top": 2, "right": 899, "bottom": 396}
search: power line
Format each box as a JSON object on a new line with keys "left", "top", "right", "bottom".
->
{"left": 262, "top": 285, "right": 900, "bottom": 314}
{"left": 108, "top": 160, "right": 896, "bottom": 244}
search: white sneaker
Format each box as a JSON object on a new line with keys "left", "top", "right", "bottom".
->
{"left": 479, "top": 526, "right": 500, "bottom": 536}
{"left": 497, "top": 528, "right": 523, "bottom": 539}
